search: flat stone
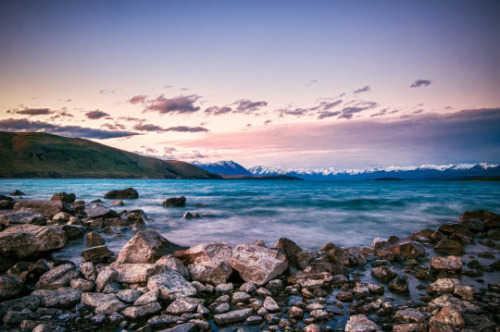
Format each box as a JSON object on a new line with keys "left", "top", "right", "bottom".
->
{"left": 426, "top": 278, "right": 460, "bottom": 294}
{"left": 0, "top": 295, "right": 41, "bottom": 311}
{"left": 116, "top": 288, "right": 142, "bottom": 303}
{"left": 84, "top": 204, "right": 118, "bottom": 219}
{"left": 429, "top": 307, "right": 464, "bottom": 328}
{"left": 95, "top": 267, "right": 118, "bottom": 292}
{"left": 430, "top": 256, "right": 462, "bottom": 271}
{"left": 166, "top": 297, "right": 201, "bottom": 314}
{"left": 147, "top": 314, "right": 181, "bottom": 329}
{"left": 230, "top": 243, "right": 288, "bottom": 286}
{"left": 82, "top": 245, "right": 114, "bottom": 263}
{"left": 81, "top": 292, "right": 119, "bottom": 307}
{"left": 134, "top": 289, "right": 159, "bottom": 306}
{"left": 32, "top": 287, "right": 81, "bottom": 307}
{"left": 246, "top": 315, "right": 263, "bottom": 325}
{"left": 122, "top": 301, "right": 162, "bottom": 319}
{"left": 111, "top": 263, "right": 163, "bottom": 283}
{"left": 263, "top": 296, "right": 280, "bottom": 312}
{"left": 147, "top": 270, "right": 197, "bottom": 299}
{"left": 213, "top": 308, "right": 253, "bottom": 325}
{"left": 36, "top": 263, "right": 75, "bottom": 289}
{"left": 345, "top": 314, "right": 381, "bottom": 332}
{"left": 70, "top": 278, "right": 95, "bottom": 292}
{"left": 394, "top": 308, "right": 427, "bottom": 323}
{"left": 0, "top": 209, "right": 46, "bottom": 226}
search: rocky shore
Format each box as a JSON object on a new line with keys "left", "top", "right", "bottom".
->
{"left": 0, "top": 188, "right": 499, "bottom": 331}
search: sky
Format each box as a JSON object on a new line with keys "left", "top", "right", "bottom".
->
{"left": 1, "top": 0, "right": 499, "bottom": 169}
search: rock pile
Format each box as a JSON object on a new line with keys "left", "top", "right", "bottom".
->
{"left": 0, "top": 190, "right": 499, "bottom": 331}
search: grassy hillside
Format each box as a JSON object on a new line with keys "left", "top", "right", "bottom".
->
{"left": 0, "top": 132, "right": 221, "bottom": 179}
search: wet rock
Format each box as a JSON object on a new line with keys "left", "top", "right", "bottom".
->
{"left": 394, "top": 308, "right": 427, "bottom": 323}
{"left": 161, "top": 323, "right": 196, "bottom": 332}
{"left": 111, "top": 199, "right": 124, "bottom": 206}
{"left": 85, "top": 231, "right": 105, "bottom": 246}
{"left": 232, "top": 291, "right": 251, "bottom": 303}
{"left": 79, "top": 262, "right": 96, "bottom": 281}
{"left": 429, "top": 307, "right": 464, "bottom": 328}
{"left": 104, "top": 188, "right": 139, "bottom": 199}
{"left": 95, "top": 267, "right": 117, "bottom": 292}
{"left": 70, "top": 278, "right": 95, "bottom": 292}
{"left": 393, "top": 323, "right": 427, "bottom": 332}
{"left": 32, "top": 287, "right": 81, "bottom": 307}
{"left": 156, "top": 256, "right": 190, "bottom": 279}
{"left": 429, "top": 294, "right": 481, "bottom": 314}
{"left": 274, "top": 237, "right": 302, "bottom": 266}
{"left": 122, "top": 301, "right": 162, "bottom": 319}
{"left": 230, "top": 243, "right": 288, "bottom": 286}
{"left": 166, "top": 297, "right": 201, "bottom": 314}
{"left": 0, "top": 199, "right": 14, "bottom": 210}
{"left": 111, "top": 263, "right": 163, "bottom": 283}
{"left": 430, "top": 256, "right": 462, "bottom": 271}
{"left": 116, "top": 230, "right": 186, "bottom": 263}
{"left": 147, "top": 270, "right": 197, "bottom": 299}
{"left": 147, "top": 314, "right": 180, "bottom": 329}
{"left": 287, "top": 270, "right": 333, "bottom": 288}
{"left": 459, "top": 210, "right": 500, "bottom": 230}
{"left": 0, "top": 224, "right": 68, "bottom": 259}
{"left": 383, "top": 240, "right": 426, "bottom": 259}
{"left": 163, "top": 196, "right": 186, "bottom": 207}
{"left": 61, "top": 225, "right": 85, "bottom": 240}
{"left": 14, "top": 200, "right": 74, "bottom": 219}
{"left": 10, "top": 190, "right": 25, "bottom": 196}
{"left": 453, "top": 285, "right": 474, "bottom": 301}
{"left": 434, "top": 238, "right": 464, "bottom": 255}
{"left": 82, "top": 245, "right": 114, "bottom": 263}
{"left": 263, "top": 296, "right": 280, "bottom": 312}
{"left": 0, "top": 209, "right": 46, "bottom": 226}
{"left": 81, "top": 292, "right": 126, "bottom": 314}
{"left": 239, "top": 282, "right": 257, "bottom": 293}
{"left": 345, "top": 314, "right": 381, "bottom": 332}
{"left": 427, "top": 278, "right": 460, "bottom": 294}
{"left": 288, "top": 306, "right": 304, "bottom": 318}
{"left": 246, "top": 315, "right": 263, "bottom": 325}
{"left": 487, "top": 229, "right": 500, "bottom": 240}
{"left": 1, "top": 295, "right": 41, "bottom": 312}
{"left": 213, "top": 308, "right": 253, "bottom": 325}
{"left": 371, "top": 266, "right": 397, "bottom": 283}
{"left": 321, "top": 243, "right": 351, "bottom": 265}
{"left": 84, "top": 204, "right": 119, "bottom": 219}
{"left": 310, "top": 309, "right": 329, "bottom": 320}
{"left": 36, "top": 263, "right": 77, "bottom": 289}
{"left": 388, "top": 274, "right": 409, "bottom": 293}
{"left": 50, "top": 192, "right": 76, "bottom": 204}
{"left": 183, "top": 212, "right": 200, "bottom": 218}
{"left": 0, "top": 274, "right": 24, "bottom": 299}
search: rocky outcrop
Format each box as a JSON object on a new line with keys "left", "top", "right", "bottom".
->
{"left": 162, "top": 196, "right": 186, "bottom": 207}
{"left": 230, "top": 243, "right": 288, "bottom": 285}
{"left": 0, "top": 209, "right": 46, "bottom": 226}
{"left": 13, "top": 200, "right": 74, "bottom": 219}
{"left": 116, "top": 230, "right": 186, "bottom": 264}
{"left": 104, "top": 188, "right": 139, "bottom": 199}
{"left": 0, "top": 224, "right": 68, "bottom": 259}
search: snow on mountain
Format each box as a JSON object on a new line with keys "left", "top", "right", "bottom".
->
{"left": 192, "top": 160, "right": 253, "bottom": 176}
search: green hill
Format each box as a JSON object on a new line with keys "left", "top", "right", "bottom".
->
{"left": 0, "top": 132, "right": 221, "bottom": 179}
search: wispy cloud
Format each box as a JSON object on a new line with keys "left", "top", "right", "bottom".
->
{"left": 233, "top": 99, "right": 268, "bottom": 114}
{"left": 15, "top": 108, "right": 53, "bottom": 116}
{"left": 0, "top": 118, "right": 138, "bottom": 139}
{"left": 133, "top": 123, "right": 208, "bottom": 133}
{"left": 353, "top": 85, "right": 371, "bottom": 94}
{"left": 410, "top": 79, "right": 432, "bottom": 88}
{"left": 204, "top": 106, "right": 233, "bottom": 116}
{"left": 85, "top": 110, "right": 110, "bottom": 119}
{"left": 139, "top": 95, "right": 201, "bottom": 114}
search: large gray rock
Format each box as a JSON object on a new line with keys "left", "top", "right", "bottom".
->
{"left": 116, "top": 230, "right": 186, "bottom": 263}
{"left": 110, "top": 263, "right": 164, "bottom": 283}
{"left": 81, "top": 292, "right": 126, "bottom": 314}
{"left": 0, "top": 274, "right": 24, "bottom": 299}
{"left": 95, "top": 267, "right": 118, "bottom": 292}
{"left": 213, "top": 308, "right": 253, "bottom": 325}
{"left": 82, "top": 245, "right": 114, "bottom": 263}
{"left": 84, "top": 205, "right": 119, "bottom": 219}
{"left": 147, "top": 270, "right": 197, "bottom": 299}
{"left": 0, "top": 224, "right": 68, "bottom": 259}
{"left": 230, "top": 243, "right": 288, "bottom": 286}
{"left": 156, "top": 256, "right": 190, "bottom": 279}
{"left": 36, "top": 263, "right": 78, "bottom": 289}
{"left": 104, "top": 188, "right": 138, "bottom": 199}
{"left": 0, "top": 209, "right": 46, "bottom": 226}
{"left": 166, "top": 297, "right": 201, "bottom": 314}
{"left": 32, "top": 287, "right": 82, "bottom": 307}
{"left": 0, "top": 294, "right": 41, "bottom": 311}
{"left": 162, "top": 196, "right": 186, "bottom": 207}
{"left": 14, "top": 200, "right": 74, "bottom": 219}
{"left": 345, "top": 314, "right": 381, "bottom": 332}
{"left": 122, "top": 302, "right": 162, "bottom": 319}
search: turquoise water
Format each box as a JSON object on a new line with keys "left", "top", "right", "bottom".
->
{"left": 1, "top": 179, "right": 499, "bottom": 262}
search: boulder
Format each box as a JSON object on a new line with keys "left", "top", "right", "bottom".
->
{"left": 394, "top": 308, "right": 427, "bottom": 323}
{"left": 61, "top": 225, "right": 85, "bottom": 239}
{"left": 50, "top": 192, "right": 76, "bottom": 204}
{"left": 321, "top": 243, "right": 350, "bottom": 265}
{"left": 434, "top": 239, "right": 464, "bottom": 255}
{"left": 147, "top": 270, "right": 197, "bottom": 299}
{"left": 429, "top": 294, "right": 481, "bottom": 314}
{"left": 95, "top": 267, "right": 118, "bottom": 292}
{"left": 82, "top": 245, "right": 114, "bottom": 263}
{"left": 104, "top": 188, "right": 139, "bottom": 199}
{"left": 81, "top": 292, "right": 126, "bottom": 314}
{"left": 85, "top": 231, "right": 105, "bottom": 246}
{"left": 426, "top": 278, "right": 460, "bottom": 294}
{"left": 0, "top": 199, "right": 14, "bottom": 210}
{"left": 0, "top": 274, "right": 24, "bottom": 299}
{"left": 0, "top": 224, "right": 68, "bottom": 259}
{"left": 10, "top": 190, "right": 25, "bottom": 196}
{"left": 213, "top": 308, "right": 253, "bottom": 325}
{"left": 274, "top": 237, "right": 302, "bottom": 256}
{"left": 345, "top": 314, "right": 381, "bottom": 332}
{"left": 430, "top": 256, "right": 462, "bottom": 271}
{"left": 35, "top": 263, "right": 76, "bottom": 289}
{"left": 175, "top": 242, "right": 233, "bottom": 284}
{"left": 383, "top": 240, "right": 426, "bottom": 259}
{"left": 230, "top": 243, "right": 288, "bottom": 286}
{"left": 429, "top": 307, "right": 464, "bottom": 328}
{"left": 162, "top": 196, "right": 186, "bottom": 207}
{"left": 166, "top": 297, "right": 201, "bottom": 314}
{"left": 116, "top": 230, "right": 186, "bottom": 264}
{"left": 459, "top": 210, "right": 500, "bottom": 230}
{"left": 156, "top": 256, "right": 190, "bottom": 279}
{"left": 122, "top": 302, "right": 162, "bottom": 319}
{"left": 84, "top": 205, "right": 119, "bottom": 219}
{"left": 0, "top": 209, "right": 46, "bottom": 226}
{"left": 14, "top": 200, "right": 74, "bottom": 219}
{"left": 371, "top": 266, "right": 397, "bottom": 283}
{"left": 388, "top": 274, "right": 409, "bottom": 293}
{"left": 32, "top": 287, "right": 82, "bottom": 307}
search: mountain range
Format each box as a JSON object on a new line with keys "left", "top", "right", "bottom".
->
{"left": 193, "top": 160, "right": 500, "bottom": 181}
{"left": 0, "top": 132, "right": 220, "bottom": 179}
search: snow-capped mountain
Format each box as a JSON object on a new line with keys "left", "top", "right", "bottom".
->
{"left": 192, "top": 160, "right": 253, "bottom": 176}
{"left": 248, "top": 163, "right": 500, "bottom": 180}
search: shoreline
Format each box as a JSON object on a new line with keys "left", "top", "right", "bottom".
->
{"left": 0, "top": 189, "right": 499, "bottom": 331}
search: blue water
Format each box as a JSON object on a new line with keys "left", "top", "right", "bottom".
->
{"left": 1, "top": 179, "right": 499, "bottom": 262}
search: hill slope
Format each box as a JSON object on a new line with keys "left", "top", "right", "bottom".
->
{"left": 0, "top": 132, "right": 221, "bottom": 179}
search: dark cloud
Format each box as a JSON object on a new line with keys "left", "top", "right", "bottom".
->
{"left": 144, "top": 95, "right": 201, "bottom": 114}
{"left": 410, "top": 79, "right": 432, "bottom": 88}
{"left": 129, "top": 95, "right": 148, "bottom": 105}
{"left": 165, "top": 126, "right": 208, "bottom": 133}
{"left": 204, "top": 106, "right": 232, "bottom": 116}
{"left": 0, "top": 118, "right": 138, "bottom": 139}
{"left": 317, "top": 111, "right": 341, "bottom": 120}
{"left": 16, "top": 108, "right": 53, "bottom": 116}
{"left": 234, "top": 99, "right": 268, "bottom": 113}
{"left": 278, "top": 108, "right": 309, "bottom": 117}
{"left": 316, "top": 100, "right": 343, "bottom": 111}
{"left": 133, "top": 123, "right": 164, "bottom": 132}
{"left": 371, "top": 108, "right": 388, "bottom": 117}
{"left": 85, "top": 110, "right": 110, "bottom": 119}
{"left": 338, "top": 107, "right": 370, "bottom": 119}
{"left": 353, "top": 85, "right": 371, "bottom": 94}
{"left": 101, "top": 123, "right": 126, "bottom": 130}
